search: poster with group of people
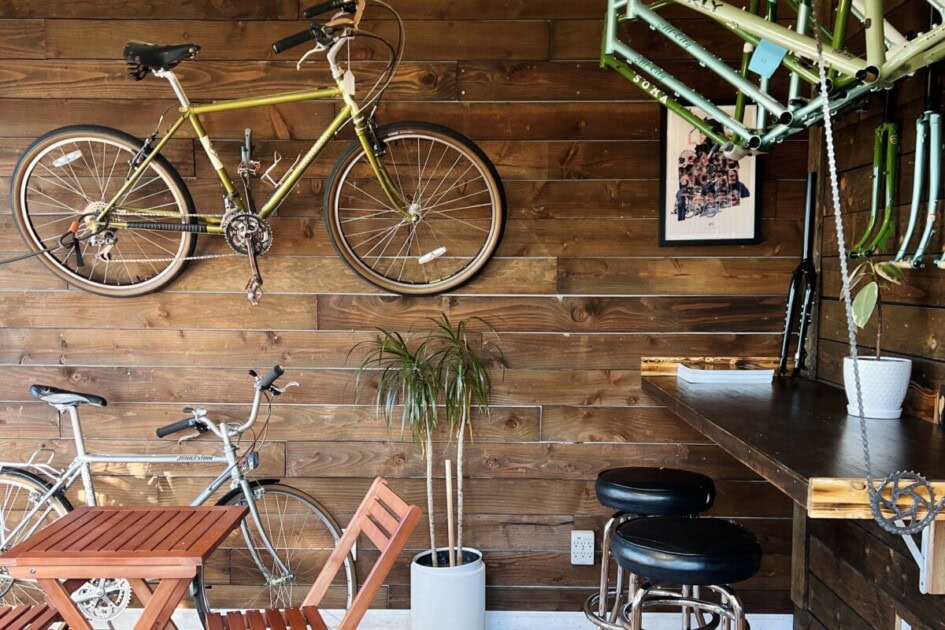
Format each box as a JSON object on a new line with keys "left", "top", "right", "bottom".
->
{"left": 661, "top": 105, "right": 759, "bottom": 245}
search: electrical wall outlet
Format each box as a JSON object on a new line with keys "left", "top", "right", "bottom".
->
{"left": 571, "top": 529, "right": 595, "bottom": 565}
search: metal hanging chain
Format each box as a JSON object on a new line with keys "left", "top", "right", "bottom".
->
{"left": 810, "top": 0, "right": 945, "bottom": 535}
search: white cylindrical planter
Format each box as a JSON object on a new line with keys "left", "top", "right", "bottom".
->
{"left": 411, "top": 548, "right": 485, "bottom": 630}
{"left": 843, "top": 356, "right": 912, "bottom": 419}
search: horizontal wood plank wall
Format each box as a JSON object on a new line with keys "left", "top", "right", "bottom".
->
{"left": 806, "top": 1, "right": 945, "bottom": 626}
{"left": 0, "top": 0, "right": 800, "bottom": 612}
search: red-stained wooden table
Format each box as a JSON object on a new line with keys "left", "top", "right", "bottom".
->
{"left": 0, "top": 505, "right": 247, "bottom": 630}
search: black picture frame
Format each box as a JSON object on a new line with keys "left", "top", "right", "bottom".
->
{"left": 659, "top": 105, "right": 762, "bottom": 246}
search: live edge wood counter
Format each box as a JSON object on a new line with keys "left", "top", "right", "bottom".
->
{"left": 641, "top": 376, "right": 945, "bottom": 519}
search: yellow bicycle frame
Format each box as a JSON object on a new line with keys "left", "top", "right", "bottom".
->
{"left": 94, "top": 71, "right": 407, "bottom": 234}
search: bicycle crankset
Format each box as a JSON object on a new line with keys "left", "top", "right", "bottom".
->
{"left": 223, "top": 213, "right": 273, "bottom": 256}
{"left": 71, "top": 577, "right": 132, "bottom": 622}
{"left": 223, "top": 213, "right": 272, "bottom": 304}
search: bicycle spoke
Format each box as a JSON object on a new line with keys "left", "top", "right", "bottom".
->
{"left": 328, "top": 126, "right": 502, "bottom": 292}
{"left": 15, "top": 131, "right": 195, "bottom": 295}
{"left": 61, "top": 148, "right": 90, "bottom": 201}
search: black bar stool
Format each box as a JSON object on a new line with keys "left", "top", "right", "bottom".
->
{"left": 612, "top": 516, "right": 762, "bottom": 629}
{"left": 585, "top": 467, "right": 715, "bottom": 628}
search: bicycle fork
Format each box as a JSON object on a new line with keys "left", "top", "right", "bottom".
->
{"left": 217, "top": 430, "right": 293, "bottom": 585}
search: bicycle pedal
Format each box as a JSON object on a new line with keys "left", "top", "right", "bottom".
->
{"left": 238, "top": 160, "right": 261, "bottom": 177}
{"left": 245, "top": 277, "right": 263, "bottom": 305}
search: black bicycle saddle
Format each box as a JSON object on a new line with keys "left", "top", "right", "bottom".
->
{"left": 123, "top": 41, "right": 201, "bottom": 75}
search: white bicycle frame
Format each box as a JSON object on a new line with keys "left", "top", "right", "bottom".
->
{"left": 0, "top": 383, "right": 294, "bottom": 583}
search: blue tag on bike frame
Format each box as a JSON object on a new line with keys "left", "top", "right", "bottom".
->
{"left": 748, "top": 39, "right": 787, "bottom": 79}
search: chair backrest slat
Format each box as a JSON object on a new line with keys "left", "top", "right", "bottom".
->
{"left": 303, "top": 477, "right": 421, "bottom": 630}
{"left": 368, "top": 496, "right": 400, "bottom": 534}
{"left": 360, "top": 514, "right": 392, "bottom": 551}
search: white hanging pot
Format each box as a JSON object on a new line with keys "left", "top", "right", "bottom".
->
{"left": 411, "top": 548, "right": 485, "bottom": 630}
{"left": 843, "top": 356, "right": 912, "bottom": 419}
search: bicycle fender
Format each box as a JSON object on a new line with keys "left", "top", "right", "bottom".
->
{"left": 0, "top": 466, "right": 74, "bottom": 511}
{"left": 213, "top": 478, "right": 281, "bottom": 506}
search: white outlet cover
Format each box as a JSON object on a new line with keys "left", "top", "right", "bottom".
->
{"left": 571, "top": 530, "right": 595, "bottom": 565}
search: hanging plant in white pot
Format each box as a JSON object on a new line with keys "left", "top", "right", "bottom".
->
{"left": 844, "top": 260, "right": 912, "bottom": 419}
{"left": 357, "top": 315, "right": 501, "bottom": 630}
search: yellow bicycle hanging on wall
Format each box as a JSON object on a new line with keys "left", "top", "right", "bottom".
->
{"left": 10, "top": 0, "right": 506, "bottom": 302}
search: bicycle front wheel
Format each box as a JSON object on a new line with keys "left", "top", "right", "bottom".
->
{"left": 325, "top": 122, "right": 505, "bottom": 294}
{"left": 11, "top": 125, "right": 197, "bottom": 297}
{"left": 0, "top": 469, "right": 72, "bottom": 606}
{"left": 195, "top": 483, "right": 356, "bottom": 623}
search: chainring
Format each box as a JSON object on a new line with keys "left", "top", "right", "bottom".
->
{"left": 223, "top": 213, "right": 273, "bottom": 256}
{"left": 71, "top": 577, "right": 132, "bottom": 622}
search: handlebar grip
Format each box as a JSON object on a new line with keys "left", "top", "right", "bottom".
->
{"left": 272, "top": 28, "right": 316, "bottom": 54}
{"left": 302, "top": 0, "right": 351, "bottom": 19}
{"left": 257, "top": 365, "right": 285, "bottom": 390}
{"left": 156, "top": 417, "right": 197, "bottom": 438}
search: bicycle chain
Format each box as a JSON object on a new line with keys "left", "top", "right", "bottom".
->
{"left": 84, "top": 211, "right": 252, "bottom": 264}
{"left": 811, "top": 0, "right": 945, "bottom": 535}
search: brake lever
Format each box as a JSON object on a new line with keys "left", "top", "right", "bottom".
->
{"left": 270, "top": 381, "right": 300, "bottom": 396}
{"left": 297, "top": 44, "right": 328, "bottom": 71}
{"left": 177, "top": 430, "right": 203, "bottom": 445}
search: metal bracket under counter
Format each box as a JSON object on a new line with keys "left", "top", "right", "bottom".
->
{"left": 809, "top": 477, "right": 945, "bottom": 594}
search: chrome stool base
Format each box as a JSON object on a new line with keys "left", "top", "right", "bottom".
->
{"left": 625, "top": 582, "right": 748, "bottom": 630}
{"left": 584, "top": 584, "right": 717, "bottom": 630}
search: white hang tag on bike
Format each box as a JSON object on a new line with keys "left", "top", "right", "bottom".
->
{"left": 343, "top": 69, "right": 356, "bottom": 95}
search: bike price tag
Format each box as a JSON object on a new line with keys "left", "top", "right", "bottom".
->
{"left": 748, "top": 39, "right": 787, "bottom": 80}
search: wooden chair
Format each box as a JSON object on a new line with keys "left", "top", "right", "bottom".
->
{"left": 0, "top": 604, "right": 63, "bottom": 629}
{"left": 206, "top": 477, "right": 421, "bottom": 630}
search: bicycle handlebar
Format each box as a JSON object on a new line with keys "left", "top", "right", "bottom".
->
{"left": 156, "top": 366, "right": 286, "bottom": 439}
{"left": 155, "top": 417, "right": 198, "bottom": 438}
{"left": 256, "top": 365, "right": 284, "bottom": 391}
{"left": 272, "top": 28, "right": 318, "bottom": 54}
{"left": 303, "top": 0, "right": 356, "bottom": 19}
{"left": 273, "top": 1, "right": 359, "bottom": 54}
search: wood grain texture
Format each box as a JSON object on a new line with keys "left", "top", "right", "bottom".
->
{"left": 0, "top": 0, "right": 806, "bottom": 613}
{"left": 0, "top": 20, "right": 44, "bottom": 58}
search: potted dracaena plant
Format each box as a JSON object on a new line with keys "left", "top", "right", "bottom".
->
{"left": 843, "top": 259, "right": 912, "bottom": 419}
{"left": 356, "top": 315, "right": 499, "bottom": 630}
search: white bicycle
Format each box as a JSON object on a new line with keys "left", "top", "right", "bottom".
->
{"left": 0, "top": 366, "right": 356, "bottom": 626}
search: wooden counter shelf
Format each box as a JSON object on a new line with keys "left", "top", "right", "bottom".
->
{"left": 642, "top": 375, "right": 945, "bottom": 594}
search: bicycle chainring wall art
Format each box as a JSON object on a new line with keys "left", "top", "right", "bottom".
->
{"left": 659, "top": 105, "right": 761, "bottom": 246}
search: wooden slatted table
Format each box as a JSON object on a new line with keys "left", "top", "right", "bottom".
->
{"left": 0, "top": 505, "right": 247, "bottom": 630}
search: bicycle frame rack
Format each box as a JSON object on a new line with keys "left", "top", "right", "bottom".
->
{"left": 602, "top": 0, "right": 945, "bottom": 154}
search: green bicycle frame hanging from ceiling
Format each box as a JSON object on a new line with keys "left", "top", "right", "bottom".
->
{"left": 602, "top": 0, "right": 945, "bottom": 155}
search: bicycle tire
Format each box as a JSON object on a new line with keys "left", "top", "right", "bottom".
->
{"left": 11, "top": 125, "right": 197, "bottom": 297}
{"left": 325, "top": 121, "right": 506, "bottom": 294}
{"left": 194, "top": 483, "right": 356, "bottom": 624}
{"left": 0, "top": 469, "right": 72, "bottom": 607}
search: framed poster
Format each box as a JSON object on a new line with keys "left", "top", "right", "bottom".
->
{"left": 659, "top": 105, "right": 761, "bottom": 246}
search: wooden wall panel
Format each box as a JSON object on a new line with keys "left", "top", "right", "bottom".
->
{"left": 0, "top": 0, "right": 800, "bottom": 613}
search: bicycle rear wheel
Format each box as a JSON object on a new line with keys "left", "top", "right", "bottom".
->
{"left": 10, "top": 125, "right": 197, "bottom": 297}
{"left": 325, "top": 122, "right": 505, "bottom": 294}
{"left": 195, "top": 483, "right": 356, "bottom": 624}
{"left": 0, "top": 469, "right": 72, "bottom": 606}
